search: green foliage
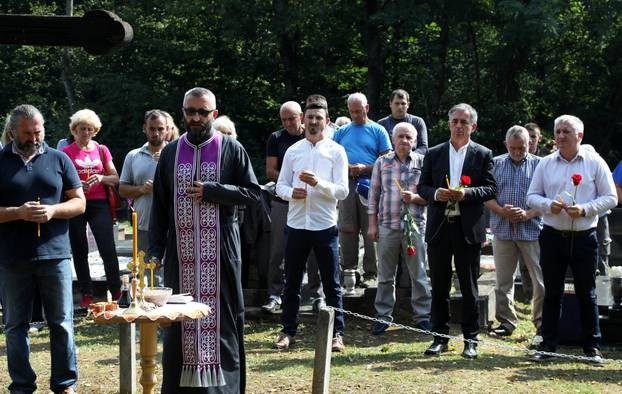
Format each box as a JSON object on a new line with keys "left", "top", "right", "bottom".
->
{"left": 2, "top": 0, "right": 622, "bottom": 174}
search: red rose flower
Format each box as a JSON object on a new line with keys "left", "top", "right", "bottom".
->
{"left": 407, "top": 246, "right": 416, "bottom": 256}
{"left": 571, "top": 173, "right": 582, "bottom": 186}
{"left": 460, "top": 175, "right": 471, "bottom": 186}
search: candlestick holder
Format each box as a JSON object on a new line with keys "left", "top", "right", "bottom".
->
{"left": 124, "top": 251, "right": 145, "bottom": 315}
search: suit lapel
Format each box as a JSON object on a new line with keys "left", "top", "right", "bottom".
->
{"left": 462, "top": 142, "right": 475, "bottom": 176}
{"left": 439, "top": 141, "right": 450, "bottom": 186}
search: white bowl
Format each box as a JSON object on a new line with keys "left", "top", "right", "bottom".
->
{"left": 142, "top": 287, "right": 173, "bottom": 307}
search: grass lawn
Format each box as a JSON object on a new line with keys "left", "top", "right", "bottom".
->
{"left": 1, "top": 303, "right": 622, "bottom": 393}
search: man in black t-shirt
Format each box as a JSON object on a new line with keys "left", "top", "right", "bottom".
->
{"left": 0, "top": 104, "right": 85, "bottom": 394}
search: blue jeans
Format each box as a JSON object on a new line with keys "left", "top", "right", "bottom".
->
{"left": 539, "top": 226, "right": 600, "bottom": 350}
{"left": 281, "top": 225, "right": 345, "bottom": 337}
{"left": 0, "top": 259, "right": 78, "bottom": 393}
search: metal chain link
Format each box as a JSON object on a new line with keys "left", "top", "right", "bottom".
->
{"left": 329, "top": 306, "right": 622, "bottom": 365}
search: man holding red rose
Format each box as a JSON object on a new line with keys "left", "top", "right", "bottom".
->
{"left": 418, "top": 103, "right": 497, "bottom": 359}
{"left": 367, "top": 122, "right": 431, "bottom": 335}
{"left": 527, "top": 114, "right": 617, "bottom": 363}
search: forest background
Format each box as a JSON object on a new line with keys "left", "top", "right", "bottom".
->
{"left": 2, "top": 0, "right": 622, "bottom": 182}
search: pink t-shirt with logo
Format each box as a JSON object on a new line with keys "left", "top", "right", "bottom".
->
{"left": 63, "top": 142, "right": 112, "bottom": 200}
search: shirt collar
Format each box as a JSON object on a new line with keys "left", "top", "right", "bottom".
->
{"left": 554, "top": 147, "right": 585, "bottom": 163}
{"left": 449, "top": 140, "right": 470, "bottom": 154}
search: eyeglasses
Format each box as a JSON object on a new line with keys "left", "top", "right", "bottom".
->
{"left": 183, "top": 107, "right": 216, "bottom": 117}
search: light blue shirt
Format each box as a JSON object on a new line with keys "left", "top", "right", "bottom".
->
{"left": 333, "top": 121, "right": 391, "bottom": 166}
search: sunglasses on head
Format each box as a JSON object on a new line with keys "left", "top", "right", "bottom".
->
{"left": 183, "top": 107, "right": 215, "bottom": 117}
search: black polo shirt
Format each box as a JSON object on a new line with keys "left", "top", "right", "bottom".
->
{"left": 266, "top": 128, "right": 304, "bottom": 203}
{"left": 0, "top": 142, "right": 82, "bottom": 264}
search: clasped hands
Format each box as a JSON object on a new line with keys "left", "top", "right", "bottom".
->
{"left": 499, "top": 204, "right": 530, "bottom": 223}
{"left": 551, "top": 200, "right": 585, "bottom": 218}
{"left": 20, "top": 201, "right": 55, "bottom": 223}
{"left": 436, "top": 187, "right": 465, "bottom": 203}
{"left": 292, "top": 170, "right": 318, "bottom": 199}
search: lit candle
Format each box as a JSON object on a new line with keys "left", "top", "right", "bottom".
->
{"left": 150, "top": 267, "right": 154, "bottom": 290}
{"left": 132, "top": 208, "right": 137, "bottom": 264}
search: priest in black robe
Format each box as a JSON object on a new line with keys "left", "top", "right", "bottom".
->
{"left": 149, "top": 87, "right": 260, "bottom": 393}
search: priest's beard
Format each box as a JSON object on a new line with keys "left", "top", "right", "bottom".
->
{"left": 186, "top": 119, "right": 214, "bottom": 145}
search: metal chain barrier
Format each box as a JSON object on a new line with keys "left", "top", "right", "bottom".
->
{"left": 328, "top": 306, "right": 622, "bottom": 365}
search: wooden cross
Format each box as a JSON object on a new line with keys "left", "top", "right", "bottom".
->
{"left": 0, "top": 10, "right": 133, "bottom": 55}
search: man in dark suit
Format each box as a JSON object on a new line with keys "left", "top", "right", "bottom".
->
{"left": 417, "top": 103, "right": 496, "bottom": 359}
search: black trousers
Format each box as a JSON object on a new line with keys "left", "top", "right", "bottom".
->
{"left": 539, "top": 226, "right": 600, "bottom": 350}
{"left": 428, "top": 219, "right": 481, "bottom": 340}
{"left": 68, "top": 199, "right": 120, "bottom": 295}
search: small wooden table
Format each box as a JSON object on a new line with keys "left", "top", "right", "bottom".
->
{"left": 92, "top": 302, "right": 211, "bottom": 394}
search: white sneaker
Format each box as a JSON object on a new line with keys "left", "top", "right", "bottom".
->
{"left": 530, "top": 335, "right": 543, "bottom": 349}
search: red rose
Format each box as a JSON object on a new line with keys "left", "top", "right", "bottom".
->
{"left": 407, "top": 246, "right": 416, "bottom": 256}
{"left": 571, "top": 173, "right": 582, "bottom": 186}
{"left": 460, "top": 175, "right": 471, "bottom": 186}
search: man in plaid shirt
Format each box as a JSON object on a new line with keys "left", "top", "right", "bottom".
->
{"left": 368, "top": 122, "right": 431, "bottom": 335}
{"left": 485, "top": 125, "right": 544, "bottom": 344}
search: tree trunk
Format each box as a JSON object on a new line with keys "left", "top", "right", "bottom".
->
{"left": 274, "top": 0, "right": 300, "bottom": 99}
{"left": 60, "top": 0, "right": 75, "bottom": 114}
{"left": 364, "top": 0, "right": 386, "bottom": 120}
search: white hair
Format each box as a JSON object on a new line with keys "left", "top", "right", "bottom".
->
{"left": 347, "top": 92, "right": 368, "bottom": 107}
{"left": 554, "top": 115, "right": 584, "bottom": 135}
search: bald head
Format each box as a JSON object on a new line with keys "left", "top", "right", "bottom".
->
{"left": 347, "top": 93, "right": 369, "bottom": 125}
{"left": 279, "top": 101, "right": 303, "bottom": 135}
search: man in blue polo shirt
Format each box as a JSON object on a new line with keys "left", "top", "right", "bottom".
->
{"left": 0, "top": 104, "right": 85, "bottom": 394}
{"left": 333, "top": 93, "right": 392, "bottom": 287}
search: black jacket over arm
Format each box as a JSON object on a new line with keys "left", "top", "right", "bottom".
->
{"left": 417, "top": 140, "right": 496, "bottom": 244}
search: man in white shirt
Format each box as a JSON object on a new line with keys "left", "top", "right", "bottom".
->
{"left": 526, "top": 115, "right": 617, "bottom": 363}
{"left": 274, "top": 102, "right": 349, "bottom": 352}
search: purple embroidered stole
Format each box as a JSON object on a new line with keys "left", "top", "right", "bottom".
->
{"left": 173, "top": 132, "right": 225, "bottom": 387}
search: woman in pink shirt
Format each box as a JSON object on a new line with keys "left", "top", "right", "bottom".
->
{"left": 62, "top": 109, "right": 121, "bottom": 308}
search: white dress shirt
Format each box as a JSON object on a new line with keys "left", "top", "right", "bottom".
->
{"left": 435, "top": 140, "right": 469, "bottom": 215}
{"left": 276, "top": 137, "right": 349, "bottom": 230}
{"left": 526, "top": 146, "right": 617, "bottom": 231}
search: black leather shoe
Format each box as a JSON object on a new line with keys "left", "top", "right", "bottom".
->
{"left": 462, "top": 341, "right": 478, "bottom": 359}
{"left": 372, "top": 321, "right": 390, "bottom": 335}
{"left": 530, "top": 344, "right": 556, "bottom": 362}
{"left": 424, "top": 340, "right": 449, "bottom": 356}
{"left": 490, "top": 324, "right": 514, "bottom": 337}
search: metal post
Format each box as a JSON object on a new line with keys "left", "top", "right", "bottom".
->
{"left": 311, "top": 307, "right": 334, "bottom": 394}
{"left": 119, "top": 323, "right": 137, "bottom": 394}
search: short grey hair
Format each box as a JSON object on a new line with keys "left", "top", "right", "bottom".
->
{"left": 347, "top": 92, "right": 368, "bottom": 107}
{"left": 7, "top": 104, "right": 44, "bottom": 137}
{"left": 448, "top": 103, "right": 478, "bottom": 125}
{"left": 554, "top": 114, "right": 583, "bottom": 135}
{"left": 505, "top": 125, "right": 529, "bottom": 144}
{"left": 183, "top": 87, "right": 216, "bottom": 105}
